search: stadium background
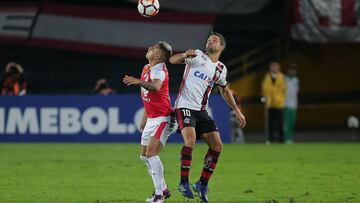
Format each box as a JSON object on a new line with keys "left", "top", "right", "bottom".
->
{"left": 1, "top": 0, "right": 359, "bottom": 141}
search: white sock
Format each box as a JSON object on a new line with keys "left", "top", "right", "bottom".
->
{"left": 148, "top": 155, "right": 165, "bottom": 195}
{"left": 141, "top": 155, "right": 167, "bottom": 192}
{"left": 140, "top": 155, "right": 152, "bottom": 177}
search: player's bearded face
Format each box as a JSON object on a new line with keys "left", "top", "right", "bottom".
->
{"left": 205, "top": 35, "right": 223, "bottom": 54}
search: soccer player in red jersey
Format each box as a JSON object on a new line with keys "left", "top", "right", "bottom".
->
{"left": 123, "top": 41, "right": 174, "bottom": 203}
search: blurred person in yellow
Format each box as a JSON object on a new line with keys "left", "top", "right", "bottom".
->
{"left": 261, "top": 62, "right": 286, "bottom": 143}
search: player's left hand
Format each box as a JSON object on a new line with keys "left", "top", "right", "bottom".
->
{"left": 235, "top": 110, "right": 246, "bottom": 128}
{"left": 123, "top": 75, "right": 141, "bottom": 86}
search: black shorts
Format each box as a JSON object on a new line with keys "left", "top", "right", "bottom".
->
{"left": 175, "top": 108, "right": 218, "bottom": 139}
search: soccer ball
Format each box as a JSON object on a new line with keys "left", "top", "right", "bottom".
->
{"left": 137, "top": 0, "right": 160, "bottom": 18}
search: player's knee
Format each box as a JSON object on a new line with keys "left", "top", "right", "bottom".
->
{"left": 140, "top": 146, "right": 147, "bottom": 156}
{"left": 183, "top": 135, "right": 196, "bottom": 146}
{"left": 146, "top": 147, "right": 158, "bottom": 158}
{"left": 140, "top": 154, "right": 147, "bottom": 162}
{"left": 181, "top": 127, "right": 196, "bottom": 147}
{"left": 146, "top": 152, "right": 156, "bottom": 158}
{"left": 212, "top": 143, "right": 223, "bottom": 152}
{"left": 184, "top": 138, "right": 196, "bottom": 148}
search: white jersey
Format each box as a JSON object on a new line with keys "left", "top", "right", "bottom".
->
{"left": 175, "top": 49, "right": 227, "bottom": 111}
{"left": 285, "top": 75, "right": 299, "bottom": 109}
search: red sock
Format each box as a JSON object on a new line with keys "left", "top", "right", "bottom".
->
{"left": 200, "top": 148, "right": 220, "bottom": 186}
{"left": 180, "top": 145, "right": 193, "bottom": 183}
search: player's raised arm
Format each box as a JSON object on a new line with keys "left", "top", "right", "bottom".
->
{"left": 219, "top": 85, "right": 246, "bottom": 128}
{"left": 122, "top": 75, "right": 162, "bottom": 92}
{"left": 169, "top": 49, "right": 197, "bottom": 64}
{"left": 139, "top": 79, "right": 162, "bottom": 91}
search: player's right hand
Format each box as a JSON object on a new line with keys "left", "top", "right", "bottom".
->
{"left": 140, "top": 121, "right": 146, "bottom": 132}
{"left": 123, "top": 75, "right": 141, "bottom": 86}
{"left": 185, "top": 49, "right": 197, "bottom": 58}
{"left": 235, "top": 110, "right": 246, "bottom": 128}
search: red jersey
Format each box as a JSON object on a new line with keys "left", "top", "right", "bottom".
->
{"left": 140, "top": 62, "right": 171, "bottom": 118}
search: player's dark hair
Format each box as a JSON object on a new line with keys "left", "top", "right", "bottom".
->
{"left": 158, "top": 45, "right": 170, "bottom": 61}
{"left": 158, "top": 41, "right": 173, "bottom": 61}
{"left": 209, "top": 31, "right": 226, "bottom": 49}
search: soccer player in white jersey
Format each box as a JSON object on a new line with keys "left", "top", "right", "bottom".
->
{"left": 169, "top": 32, "right": 246, "bottom": 203}
{"left": 123, "top": 41, "right": 175, "bottom": 203}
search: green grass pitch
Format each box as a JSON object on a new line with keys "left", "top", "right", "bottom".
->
{"left": 0, "top": 143, "right": 359, "bottom": 203}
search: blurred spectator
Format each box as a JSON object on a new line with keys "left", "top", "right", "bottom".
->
{"left": 94, "top": 78, "right": 114, "bottom": 95}
{"left": 0, "top": 62, "right": 27, "bottom": 96}
{"left": 230, "top": 89, "right": 245, "bottom": 143}
{"left": 261, "top": 62, "right": 286, "bottom": 143}
{"left": 347, "top": 116, "right": 359, "bottom": 140}
{"left": 284, "top": 64, "right": 299, "bottom": 144}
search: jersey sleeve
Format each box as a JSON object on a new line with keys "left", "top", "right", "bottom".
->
{"left": 150, "top": 67, "right": 165, "bottom": 82}
{"left": 184, "top": 49, "right": 202, "bottom": 66}
{"left": 216, "top": 65, "right": 228, "bottom": 87}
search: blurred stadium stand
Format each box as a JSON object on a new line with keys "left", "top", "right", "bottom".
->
{"left": 0, "top": 45, "right": 176, "bottom": 93}
{"left": 0, "top": 0, "right": 286, "bottom": 94}
{"left": 1, "top": 0, "right": 359, "bottom": 137}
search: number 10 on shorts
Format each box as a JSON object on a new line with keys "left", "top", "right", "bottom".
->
{"left": 182, "top": 109, "right": 191, "bottom": 117}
